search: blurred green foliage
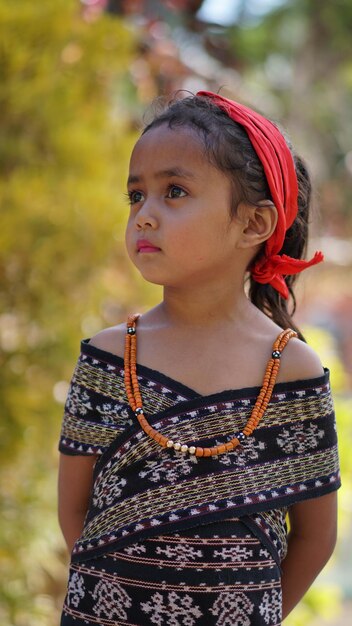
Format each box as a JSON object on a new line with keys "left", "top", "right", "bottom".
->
{"left": 0, "top": 0, "right": 139, "bottom": 622}
{"left": 225, "top": 0, "right": 352, "bottom": 235}
{"left": 285, "top": 328, "right": 352, "bottom": 626}
{"left": 0, "top": 1, "right": 351, "bottom": 624}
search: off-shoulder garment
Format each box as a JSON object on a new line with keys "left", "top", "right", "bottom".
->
{"left": 59, "top": 338, "right": 340, "bottom": 626}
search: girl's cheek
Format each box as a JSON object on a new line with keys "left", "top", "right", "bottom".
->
{"left": 126, "top": 213, "right": 135, "bottom": 234}
{"left": 124, "top": 224, "right": 134, "bottom": 255}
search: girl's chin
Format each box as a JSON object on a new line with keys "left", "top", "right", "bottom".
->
{"left": 135, "top": 268, "right": 167, "bottom": 286}
{"left": 136, "top": 269, "right": 185, "bottom": 289}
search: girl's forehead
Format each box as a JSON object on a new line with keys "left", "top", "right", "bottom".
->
{"left": 127, "top": 122, "right": 233, "bottom": 197}
{"left": 130, "top": 124, "right": 206, "bottom": 167}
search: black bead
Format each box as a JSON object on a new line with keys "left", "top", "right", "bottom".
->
{"left": 235, "top": 431, "right": 246, "bottom": 441}
{"left": 272, "top": 350, "right": 281, "bottom": 359}
{"left": 135, "top": 407, "right": 143, "bottom": 415}
{"left": 127, "top": 327, "right": 136, "bottom": 335}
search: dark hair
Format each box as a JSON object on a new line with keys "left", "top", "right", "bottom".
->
{"left": 143, "top": 94, "right": 311, "bottom": 340}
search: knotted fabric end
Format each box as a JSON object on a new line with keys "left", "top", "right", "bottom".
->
{"left": 252, "top": 251, "right": 324, "bottom": 299}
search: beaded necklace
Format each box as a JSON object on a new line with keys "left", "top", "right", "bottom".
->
{"left": 124, "top": 313, "right": 297, "bottom": 457}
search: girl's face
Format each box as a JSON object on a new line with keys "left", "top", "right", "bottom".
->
{"left": 125, "top": 124, "right": 245, "bottom": 289}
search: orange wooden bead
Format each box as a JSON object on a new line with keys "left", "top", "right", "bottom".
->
{"left": 154, "top": 432, "right": 163, "bottom": 443}
{"left": 149, "top": 428, "right": 158, "bottom": 439}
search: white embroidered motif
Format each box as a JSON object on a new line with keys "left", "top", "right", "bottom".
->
{"left": 213, "top": 545, "right": 253, "bottom": 561}
{"left": 276, "top": 421, "right": 324, "bottom": 454}
{"left": 66, "top": 384, "right": 92, "bottom": 416}
{"left": 156, "top": 543, "right": 203, "bottom": 562}
{"left": 259, "top": 589, "right": 282, "bottom": 624}
{"left": 210, "top": 591, "right": 254, "bottom": 626}
{"left": 96, "top": 402, "right": 132, "bottom": 425}
{"left": 141, "top": 591, "right": 203, "bottom": 625}
{"left": 259, "top": 547, "right": 271, "bottom": 559}
{"left": 91, "top": 579, "right": 132, "bottom": 620}
{"left": 138, "top": 453, "right": 198, "bottom": 484}
{"left": 214, "top": 437, "right": 266, "bottom": 467}
{"left": 92, "top": 474, "right": 127, "bottom": 509}
{"left": 66, "top": 571, "right": 86, "bottom": 608}
{"left": 123, "top": 543, "right": 147, "bottom": 556}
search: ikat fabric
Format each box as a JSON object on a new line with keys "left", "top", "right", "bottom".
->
{"left": 61, "top": 519, "right": 283, "bottom": 626}
{"left": 59, "top": 339, "right": 340, "bottom": 564}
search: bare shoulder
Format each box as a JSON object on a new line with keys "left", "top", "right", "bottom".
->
{"left": 253, "top": 311, "right": 324, "bottom": 384}
{"left": 88, "top": 323, "right": 126, "bottom": 359}
{"left": 278, "top": 336, "right": 324, "bottom": 384}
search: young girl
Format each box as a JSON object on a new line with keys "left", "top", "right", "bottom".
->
{"left": 58, "top": 91, "right": 340, "bottom": 626}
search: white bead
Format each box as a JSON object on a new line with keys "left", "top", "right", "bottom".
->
{"left": 173, "top": 442, "right": 181, "bottom": 451}
{"left": 166, "top": 440, "right": 174, "bottom": 448}
{"left": 189, "top": 446, "right": 196, "bottom": 455}
{"left": 180, "top": 444, "right": 189, "bottom": 453}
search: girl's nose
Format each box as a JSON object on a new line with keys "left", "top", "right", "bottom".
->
{"left": 135, "top": 202, "right": 158, "bottom": 230}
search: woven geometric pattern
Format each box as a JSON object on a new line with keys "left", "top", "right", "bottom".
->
{"left": 58, "top": 339, "right": 340, "bottom": 564}
{"left": 61, "top": 519, "right": 283, "bottom": 625}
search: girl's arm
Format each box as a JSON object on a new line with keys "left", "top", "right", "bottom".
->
{"left": 281, "top": 491, "right": 338, "bottom": 620}
{"left": 58, "top": 453, "right": 97, "bottom": 553}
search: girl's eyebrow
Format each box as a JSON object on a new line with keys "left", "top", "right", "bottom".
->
{"left": 127, "top": 167, "right": 196, "bottom": 185}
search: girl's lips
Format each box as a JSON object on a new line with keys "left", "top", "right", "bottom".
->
{"left": 137, "top": 239, "right": 161, "bottom": 253}
{"left": 138, "top": 246, "right": 161, "bottom": 253}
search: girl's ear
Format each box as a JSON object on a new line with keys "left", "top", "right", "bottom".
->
{"left": 235, "top": 200, "right": 278, "bottom": 249}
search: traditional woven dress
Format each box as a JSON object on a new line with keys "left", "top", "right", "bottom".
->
{"left": 59, "top": 334, "right": 340, "bottom": 626}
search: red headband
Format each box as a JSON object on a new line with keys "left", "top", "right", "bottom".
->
{"left": 197, "top": 91, "right": 323, "bottom": 299}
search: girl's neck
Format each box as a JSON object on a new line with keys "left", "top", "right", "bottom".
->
{"left": 154, "top": 281, "right": 256, "bottom": 329}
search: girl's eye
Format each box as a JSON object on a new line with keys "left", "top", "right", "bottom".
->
{"left": 167, "top": 185, "right": 187, "bottom": 199}
{"left": 128, "top": 190, "right": 144, "bottom": 205}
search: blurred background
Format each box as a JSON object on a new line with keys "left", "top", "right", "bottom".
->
{"left": 1, "top": 0, "right": 351, "bottom": 624}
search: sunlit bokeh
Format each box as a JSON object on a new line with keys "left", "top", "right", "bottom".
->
{"left": 1, "top": 1, "right": 351, "bottom": 623}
